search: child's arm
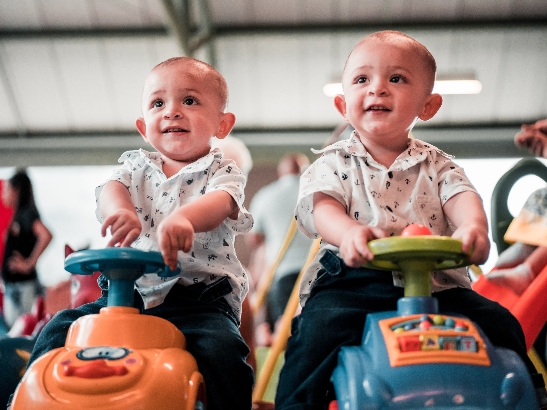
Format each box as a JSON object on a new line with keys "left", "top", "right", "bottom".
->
{"left": 313, "top": 192, "right": 386, "bottom": 268}
{"left": 158, "top": 190, "right": 238, "bottom": 271}
{"left": 99, "top": 180, "right": 142, "bottom": 248}
{"left": 442, "top": 191, "right": 490, "bottom": 265}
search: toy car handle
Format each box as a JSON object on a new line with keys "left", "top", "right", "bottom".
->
{"left": 65, "top": 247, "right": 180, "bottom": 307}
{"left": 364, "top": 236, "right": 470, "bottom": 298}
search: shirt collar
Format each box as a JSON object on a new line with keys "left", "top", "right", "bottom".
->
{"left": 123, "top": 148, "right": 224, "bottom": 176}
{"left": 313, "top": 130, "right": 452, "bottom": 171}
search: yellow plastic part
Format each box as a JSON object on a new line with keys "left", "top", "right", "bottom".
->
{"left": 251, "top": 217, "right": 298, "bottom": 316}
{"left": 252, "top": 238, "right": 321, "bottom": 403}
{"left": 366, "top": 236, "right": 468, "bottom": 297}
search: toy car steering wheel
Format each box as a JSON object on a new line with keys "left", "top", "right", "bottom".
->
{"left": 365, "top": 236, "right": 470, "bottom": 297}
{"left": 64, "top": 248, "right": 180, "bottom": 307}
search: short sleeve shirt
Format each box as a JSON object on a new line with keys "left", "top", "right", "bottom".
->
{"left": 95, "top": 148, "right": 253, "bottom": 319}
{"left": 296, "top": 132, "right": 479, "bottom": 305}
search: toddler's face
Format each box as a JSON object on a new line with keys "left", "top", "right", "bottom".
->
{"left": 338, "top": 37, "right": 437, "bottom": 145}
{"left": 138, "top": 61, "right": 229, "bottom": 164}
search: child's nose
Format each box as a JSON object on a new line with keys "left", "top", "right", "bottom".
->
{"left": 368, "top": 79, "right": 388, "bottom": 96}
{"left": 163, "top": 105, "right": 182, "bottom": 119}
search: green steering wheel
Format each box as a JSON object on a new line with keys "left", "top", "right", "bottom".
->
{"left": 364, "top": 235, "right": 471, "bottom": 297}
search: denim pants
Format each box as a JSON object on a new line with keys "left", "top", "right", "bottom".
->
{"left": 275, "top": 250, "right": 534, "bottom": 410}
{"left": 2, "top": 280, "right": 41, "bottom": 328}
{"left": 28, "top": 277, "right": 254, "bottom": 410}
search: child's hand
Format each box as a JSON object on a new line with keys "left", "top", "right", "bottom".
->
{"left": 101, "top": 209, "right": 141, "bottom": 247}
{"left": 451, "top": 224, "right": 490, "bottom": 265}
{"left": 157, "top": 214, "right": 194, "bottom": 271}
{"left": 339, "top": 224, "right": 386, "bottom": 268}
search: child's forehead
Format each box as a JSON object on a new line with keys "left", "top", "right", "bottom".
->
{"left": 143, "top": 65, "right": 210, "bottom": 95}
{"left": 148, "top": 62, "right": 204, "bottom": 85}
{"left": 345, "top": 38, "right": 431, "bottom": 77}
{"left": 349, "top": 38, "right": 415, "bottom": 66}
{"left": 142, "top": 60, "right": 226, "bottom": 107}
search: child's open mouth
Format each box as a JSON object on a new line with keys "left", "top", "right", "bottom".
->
{"left": 366, "top": 105, "right": 390, "bottom": 112}
{"left": 163, "top": 128, "right": 188, "bottom": 133}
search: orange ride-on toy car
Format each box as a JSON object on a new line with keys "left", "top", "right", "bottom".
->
{"left": 10, "top": 247, "right": 206, "bottom": 410}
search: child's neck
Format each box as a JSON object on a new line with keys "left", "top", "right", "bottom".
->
{"left": 161, "top": 150, "right": 211, "bottom": 178}
{"left": 363, "top": 138, "right": 409, "bottom": 168}
{"left": 161, "top": 156, "right": 194, "bottom": 179}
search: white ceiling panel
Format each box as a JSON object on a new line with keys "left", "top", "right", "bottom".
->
{"left": 2, "top": 40, "right": 71, "bottom": 130}
{"left": 496, "top": 30, "right": 547, "bottom": 121}
{"left": 1, "top": 0, "right": 547, "bottom": 166}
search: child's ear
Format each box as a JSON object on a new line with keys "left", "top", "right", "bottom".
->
{"left": 215, "top": 112, "right": 236, "bottom": 140}
{"left": 136, "top": 117, "right": 148, "bottom": 142}
{"left": 419, "top": 93, "right": 443, "bottom": 121}
{"left": 334, "top": 94, "right": 348, "bottom": 119}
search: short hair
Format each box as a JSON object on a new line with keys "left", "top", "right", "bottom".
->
{"left": 344, "top": 30, "right": 437, "bottom": 92}
{"left": 152, "top": 57, "right": 229, "bottom": 110}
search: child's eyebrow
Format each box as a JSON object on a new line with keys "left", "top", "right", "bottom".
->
{"left": 144, "top": 89, "right": 166, "bottom": 100}
{"left": 349, "top": 64, "right": 413, "bottom": 75}
{"left": 386, "top": 65, "right": 413, "bottom": 74}
{"left": 145, "top": 87, "right": 202, "bottom": 100}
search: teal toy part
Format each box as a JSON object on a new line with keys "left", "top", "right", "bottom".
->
{"left": 64, "top": 248, "right": 180, "bottom": 307}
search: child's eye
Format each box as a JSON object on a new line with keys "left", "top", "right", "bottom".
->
{"left": 355, "top": 76, "right": 368, "bottom": 84}
{"left": 152, "top": 100, "right": 164, "bottom": 108}
{"left": 183, "top": 97, "right": 198, "bottom": 105}
{"left": 390, "top": 75, "right": 404, "bottom": 83}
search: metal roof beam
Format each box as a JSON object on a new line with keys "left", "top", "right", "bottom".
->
{"left": 160, "top": 0, "right": 216, "bottom": 65}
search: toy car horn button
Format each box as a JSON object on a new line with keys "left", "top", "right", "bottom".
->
{"left": 50, "top": 348, "right": 144, "bottom": 395}
{"left": 64, "top": 359, "right": 128, "bottom": 378}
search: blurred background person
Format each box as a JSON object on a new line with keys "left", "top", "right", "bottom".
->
{"left": 1, "top": 169, "right": 52, "bottom": 328}
{"left": 246, "top": 153, "right": 312, "bottom": 345}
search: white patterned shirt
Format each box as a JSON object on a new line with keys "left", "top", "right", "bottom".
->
{"left": 296, "top": 132, "right": 479, "bottom": 305}
{"left": 96, "top": 148, "right": 253, "bottom": 319}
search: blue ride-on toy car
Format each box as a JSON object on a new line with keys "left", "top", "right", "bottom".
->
{"left": 330, "top": 225, "right": 538, "bottom": 410}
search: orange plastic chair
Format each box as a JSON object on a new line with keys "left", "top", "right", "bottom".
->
{"left": 473, "top": 269, "right": 547, "bottom": 351}
{"left": 473, "top": 157, "right": 547, "bottom": 379}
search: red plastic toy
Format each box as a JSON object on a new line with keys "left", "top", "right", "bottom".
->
{"left": 473, "top": 266, "right": 547, "bottom": 350}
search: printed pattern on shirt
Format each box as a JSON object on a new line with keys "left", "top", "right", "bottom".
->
{"left": 295, "top": 132, "right": 479, "bottom": 305}
{"left": 95, "top": 148, "right": 252, "bottom": 319}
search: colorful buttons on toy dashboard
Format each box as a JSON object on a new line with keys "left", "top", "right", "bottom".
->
{"left": 379, "top": 314, "right": 491, "bottom": 367}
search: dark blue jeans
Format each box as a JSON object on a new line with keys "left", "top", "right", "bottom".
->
{"left": 275, "top": 251, "right": 534, "bottom": 410}
{"left": 28, "top": 277, "right": 254, "bottom": 410}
